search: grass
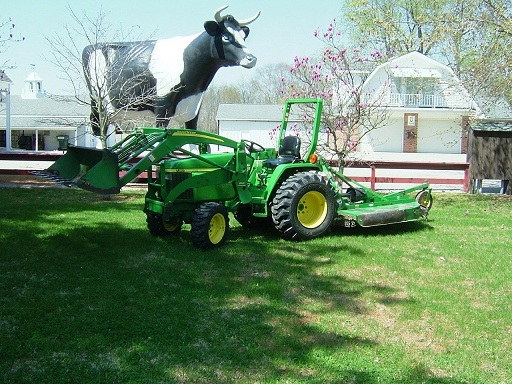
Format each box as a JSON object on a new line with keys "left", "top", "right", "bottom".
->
{"left": 0, "top": 186, "right": 511, "bottom": 383}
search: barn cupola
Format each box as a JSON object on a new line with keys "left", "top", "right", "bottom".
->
{"left": 21, "top": 68, "right": 46, "bottom": 99}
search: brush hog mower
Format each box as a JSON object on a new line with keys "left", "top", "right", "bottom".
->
{"left": 34, "top": 99, "right": 433, "bottom": 249}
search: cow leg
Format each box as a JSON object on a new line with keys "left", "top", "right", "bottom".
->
{"left": 156, "top": 117, "right": 170, "bottom": 128}
{"left": 90, "top": 100, "right": 101, "bottom": 136}
{"left": 185, "top": 115, "right": 199, "bottom": 130}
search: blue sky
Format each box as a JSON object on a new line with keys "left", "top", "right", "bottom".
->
{"left": 2, "top": 0, "right": 344, "bottom": 94}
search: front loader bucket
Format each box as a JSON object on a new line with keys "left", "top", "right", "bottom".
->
{"left": 34, "top": 145, "right": 121, "bottom": 194}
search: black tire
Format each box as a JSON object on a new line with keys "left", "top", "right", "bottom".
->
{"left": 271, "top": 171, "right": 337, "bottom": 240}
{"left": 191, "top": 202, "right": 229, "bottom": 249}
{"left": 146, "top": 212, "right": 182, "bottom": 236}
{"left": 234, "top": 204, "right": 271, "bottom": 228}
{"left": 234, "top": 204, "right": 256, "bottom": 228}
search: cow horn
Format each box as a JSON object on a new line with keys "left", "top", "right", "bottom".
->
{"left": 238, "top": 10, "right": 261, "bottom": 26}
{"left": 214, "top": 5, "right": 229, "bottom": 23}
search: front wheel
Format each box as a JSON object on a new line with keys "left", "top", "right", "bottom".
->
{"left": 147, "top": 213, "right": 182, "bottom": 236}
{"left": 271, "top": 171, "right": 337, "bottom": 240}
{"left": 191, "top": 202, "right": 229, "bottom": 249}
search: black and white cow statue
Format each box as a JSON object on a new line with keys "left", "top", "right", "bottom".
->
{"left": 82, "top": 6, "right": 260, "bottom": 135}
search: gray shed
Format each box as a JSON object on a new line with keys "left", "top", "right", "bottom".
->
{"left": 467, "top": 119, "right": 512, "bottom": 194}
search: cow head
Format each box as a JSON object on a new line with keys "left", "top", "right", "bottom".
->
{"left": 204, "top": 5, "right": 260, "bottom": 68}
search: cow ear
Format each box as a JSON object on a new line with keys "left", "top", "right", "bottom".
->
{"left": 204, "top": 21, "right": 220, "bottom": 36}
{"left": 241, "top": 26, "right": 250, "bottom": 39}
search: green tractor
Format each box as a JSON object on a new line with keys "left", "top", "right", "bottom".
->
{"left": 35, "top": 99, "right": 433, "bottom": 248}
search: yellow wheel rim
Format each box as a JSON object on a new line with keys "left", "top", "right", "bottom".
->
{"left": 163, "top": 220, "right": 179, "bottom": 232}
{"left": 417, "top": 191, "right": 432, "bottom": 209}
{"left": 297, "top": 191, "right": 328, "bottom": 229}
{"left": 209, "top": 213, "right": 226, "bottom": 244}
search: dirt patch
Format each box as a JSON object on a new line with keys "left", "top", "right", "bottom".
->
{"left": 0, "top": 174, "right": 69, "bottom": 189}
{"left": 0, "top": 174, "right": 147, "bottom": 191}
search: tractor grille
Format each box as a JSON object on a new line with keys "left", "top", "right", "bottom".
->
{"left": 166, "top": 172, "right": 193, "bottom": 199}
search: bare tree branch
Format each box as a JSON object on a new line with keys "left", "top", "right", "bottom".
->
{"left": 44, "top": 6, "right": 158, "bottom": 148}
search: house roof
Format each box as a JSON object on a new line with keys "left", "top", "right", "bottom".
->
{"left": 0, "top": 95, "right": 89, "bottom": 129}
{"left": 471, "top": 119, "right": 512, "bottom": 132}
{"left": 0, "top": 70, "right": 13, "bottom": 84}
{"left": 364, "top": 51, "right": 481, "bottom": 113}
{"left": 24, "top": 71, "right": 43, "bottom": 82}
{"left": 389, "top": 67, "right": 442, "bottom": 78}
{"left": 3, "top": 95, "right": 89, "bottom": 116}
{"left": 374, "top": 51, "right": 457, "bottom": 80}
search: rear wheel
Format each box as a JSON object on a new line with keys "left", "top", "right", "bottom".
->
{"left": 271, "top": 171, "right": 336, "bottom": 240}
{"left": 147, "top": 213, "right": 183, "bottom": 236}
{"left": 191, "top": 202, "right": 229, "bottom": 249}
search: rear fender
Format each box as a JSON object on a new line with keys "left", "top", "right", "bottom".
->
{"left": 263, "top": 163, "right": 321, "bottom": 202}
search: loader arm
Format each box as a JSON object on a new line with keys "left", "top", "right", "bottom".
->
{"left": 35, "top": 128, "right": 243, "bottom": 194}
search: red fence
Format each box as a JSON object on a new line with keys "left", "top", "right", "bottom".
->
{"left": 0, "top": 151, "right": 470, "bottom": 191}
{"left": 343, "top": 160, "right": 469, "bottom": 191}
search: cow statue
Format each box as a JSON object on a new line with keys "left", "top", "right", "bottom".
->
{"left": 82, "top": 5, "right": 260, "bottom": 135}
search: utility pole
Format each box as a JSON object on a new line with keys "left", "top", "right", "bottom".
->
{"left": 1, "top": 70, "right": 13, "bottom": 151}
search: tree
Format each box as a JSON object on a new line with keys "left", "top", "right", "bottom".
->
{"left": 196, "top": 63, "right": 292, "bottom": 134}
{"left": 238, "top": 63, "right": 291, "bottom": 104}
{"left": 280, "top": 19, "right": 390, "bottom": 170}
{"left": 45, "top": 6, "right": 155, "bottom": 148}
{"left": 343, "top": 0, "right": 512, "bottom": 113}
{"left": 345, "top": 0, "right": 451, "bottom": 56}
{"left": 0, "top": 17, "right": 24, "bottom": 69}
{"left": 465, "top": 0, "right": 512, "bottom": 108}
{"left": 195, "top": 85, "right": 245, "bottom": 133}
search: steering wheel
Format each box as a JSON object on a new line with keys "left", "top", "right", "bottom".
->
{"left": 244, "top": 140, "right": 266, "bottom": 154}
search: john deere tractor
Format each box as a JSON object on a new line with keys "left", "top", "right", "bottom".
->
{"left": 35, "top": 99, "right": 432, "bottom": 248}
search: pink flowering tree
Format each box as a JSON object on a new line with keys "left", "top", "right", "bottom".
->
{"left": 280, "top": 19, "right": 391, "bottom": 170}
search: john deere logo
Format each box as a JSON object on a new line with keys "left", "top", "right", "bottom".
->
{"left": 172, "top": 131, "right": 224, "bottom": 143}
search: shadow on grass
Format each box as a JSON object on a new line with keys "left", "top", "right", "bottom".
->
{"left": 0, "top": 188, "right": 467, "bottom": 383}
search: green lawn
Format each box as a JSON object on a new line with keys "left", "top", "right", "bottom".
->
{"left": 0, "top": 187, "right": 511, "bottom": 383}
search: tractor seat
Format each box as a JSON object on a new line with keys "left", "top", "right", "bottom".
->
{"left": 263, "top": 136, "right": 302, "bottom": 168}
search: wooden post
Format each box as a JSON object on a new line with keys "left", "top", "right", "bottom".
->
{"left": 371, "top": 165, "right": 376, "bottom": 190}
{"left": 463, "top": 166, "right": 469, "bottom": 192}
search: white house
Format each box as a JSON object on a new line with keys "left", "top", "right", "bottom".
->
{"left": 359, "top": 51, "right": 481, "bottom": 158}
{"left": 0, "top": 71, "right": 92, "bottom": 151}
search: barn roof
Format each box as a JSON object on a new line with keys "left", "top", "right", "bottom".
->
{"left": 472, "top": 119, "right": 512, "bottom": 132}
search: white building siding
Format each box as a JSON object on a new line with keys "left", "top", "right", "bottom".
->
{"left": 363, "top": 121, "right": 403, "bottom": 152}
{"left": 417, "top": 119, "right": 461, "bottom": 153}
{"left": 220, "top": 120, "right": 278, "bottom": 149}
